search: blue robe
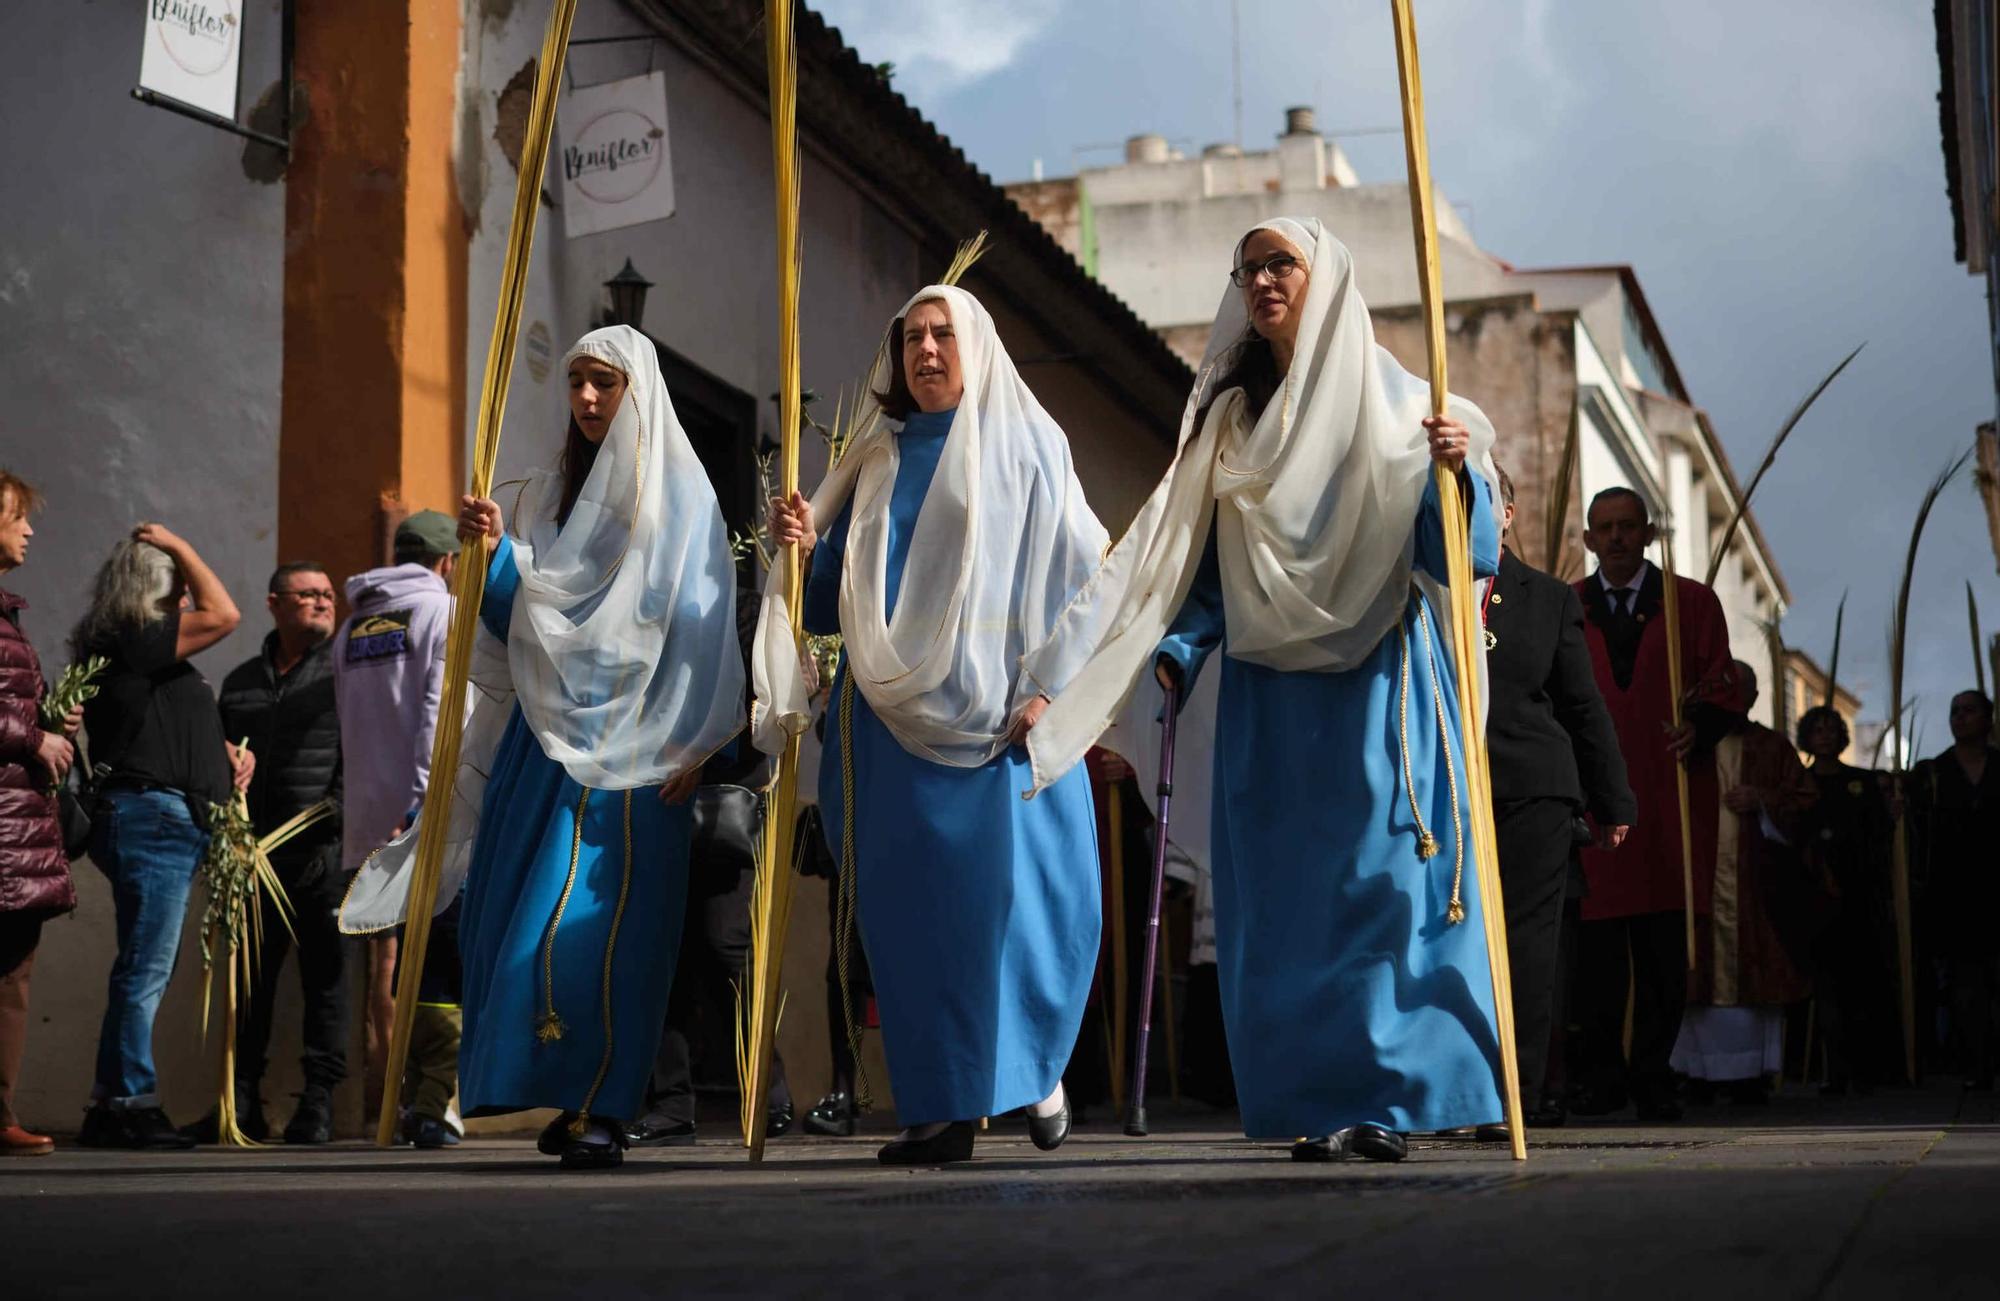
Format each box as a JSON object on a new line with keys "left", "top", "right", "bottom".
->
{"left": 458, "top": 535, "right": 691, "bottom": 1123}
{"left": 807, "top": 407, "right": 1102, "bottom": 1126}
{"left": 1159, "top": 475, "right": 1505, "bottom": 1138}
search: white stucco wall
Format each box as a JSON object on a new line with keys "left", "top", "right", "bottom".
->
{"left": 3, "top": 1, "right": 290, "bottom": 1131}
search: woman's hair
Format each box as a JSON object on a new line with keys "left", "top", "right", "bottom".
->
{"left": 72, "top": 539, "right": 177, "bottom": 655}
{"left": 554, "top": 414, "right": 600, "bottom": 528}
{"left": 0, "top": 468, "right": 41, "bottom": 520}
{"left": 1198, "top": 327, "right": 1283, "bottom": 431}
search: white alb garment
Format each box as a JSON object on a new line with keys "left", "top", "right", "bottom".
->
{"left": 1022, "top": 216, "right": 1498, "bottom": 793}
{"left": 751, "top": 284, "right": 1108, "bottom": 767}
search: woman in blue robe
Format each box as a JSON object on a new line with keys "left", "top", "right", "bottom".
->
{"left": 758, "top": 287, "right": 1107, "bottom": 1165}
{"left": 1024, "top": 218, "right": 1507, "bottom": 1162}
{"left": 453, "top": 326, "right": 745, "bottom": 1169}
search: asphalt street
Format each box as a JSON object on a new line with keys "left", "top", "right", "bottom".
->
{"left": 5, "top": 1084, "right": 1996, "bottom": 1300}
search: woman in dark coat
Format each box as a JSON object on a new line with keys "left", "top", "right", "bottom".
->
{"left": 0, "top": 470, "right": 81, "bottom": 1156}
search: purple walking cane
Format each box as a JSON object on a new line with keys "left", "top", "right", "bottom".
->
{"left": 1124, "top": 679, "right": 1180, "bottom": 1137}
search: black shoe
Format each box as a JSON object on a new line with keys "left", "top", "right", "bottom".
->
{"left": 623, "top": 1116, "right": 697, "bottom": 1148}
{"left": 1474, "top": 1123, "right": 1511, "bottom": 1144}
{"left": 766, "top": 1102, "right": 795, "bottom": 1140}
{"left": 1525, "top": 1103, "right": 1567, "bottom": 1129}
{"left": 804, "top": 1091, "right": 857, "bottom": 1137}
{"left": 82, "top": 1105, "right": 197, "bottom": 1151}
{"left": 1345, "top": 1123, "right": 1408, "bottom": 1163}
{"left": 1027, "top": 1091, "right": 1071, "bottom": 1152}
{"left": 408, "top": 1117, "right": 452, "bottom": 1150}
{"left": 537, "top": 1112, "right": 580, "bottom": 1156}
{"left": 877, "top": 1121, "right": 976, "bottom": 1166}
{"left": 1291, "top": 1133, "right": 1348, "bottom": 1162}
{"left": 558, "top": 1119, "right": 627, "bottom": 1171}
{"left": 283, "top": 1085, "right": 333, "bottom": 1145}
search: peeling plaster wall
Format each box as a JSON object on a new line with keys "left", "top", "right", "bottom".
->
{"left": 0, "top": 2, "right": 291, "bottom": 1129}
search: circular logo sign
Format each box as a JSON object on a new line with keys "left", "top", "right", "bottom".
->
{"left": 152, "top": 0, "right": 240, "bottom": 79}
{"left": 563, "top": 108, "right": 666, "bottom": 206}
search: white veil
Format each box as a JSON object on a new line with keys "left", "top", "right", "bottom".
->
{"left": 341, "top": 325, "right": 743, "bottom": 932}
{"left": 751, "top": 284, "right": 1108, "bottom": 767}
{"left": 1023, "top": 217, "right": 1497, "bottom": 793}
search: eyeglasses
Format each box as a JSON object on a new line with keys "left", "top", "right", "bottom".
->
{"left": 1229, "top": 253, "right": 1304, "bottom": 288}
{"left": 275, "top": 590, "right": 337, "bottom": 605}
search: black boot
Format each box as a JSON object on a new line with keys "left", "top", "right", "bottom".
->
{"left": 284, "top": 1084, "right": 334, "bottom": 1145}
{"left": 1345, "top": 1123, "right": 1408, "bottom": 1163}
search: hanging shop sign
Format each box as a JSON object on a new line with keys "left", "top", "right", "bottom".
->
{"left": 139, "top": 0, "right": 243, "bottom": 120}
{"left": 558, "top": 71, "right": 676, "bottom": 238}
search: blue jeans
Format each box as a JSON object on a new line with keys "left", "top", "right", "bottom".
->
{"left": 89, "top": 787, "right": 207, "bottom": 1106}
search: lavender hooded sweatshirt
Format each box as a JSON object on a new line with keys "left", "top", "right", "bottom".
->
{"left": 334, "top": 564, "right": 453, "bottom": 873}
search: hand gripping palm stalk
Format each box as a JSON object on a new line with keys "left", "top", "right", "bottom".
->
{"left": 1391, "top": 0, "right": 1526, "bottom": 1160}
{"left": 374, "top": 0, "right": 581, "bottom": 1147}
{"left": 1124, "top": 683, "right": 1179, "bottom": 1136}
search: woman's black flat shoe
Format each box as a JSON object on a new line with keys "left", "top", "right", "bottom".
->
{"left": 877, "top": 1121, "right": 975, "bottom": 1166}
{"left": 558, "top": 1138, "right": 624, "bottom": 1170}
{"left": 1291, "top": 1133, "right": 1348, "bottom": 1162}
{"left": 1347, "top": 1123, "right": 1408, "bottom": 1163}
{"left": 1027, "top": 1093, "right": 1071, "bottom": 1152}
{"left": 537, "top": 1112, "right": 579, "bottom": 1156}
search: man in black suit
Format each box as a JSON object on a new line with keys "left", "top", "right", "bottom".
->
{"left": 1484, "top": 467, "right": 1636, "bottom": 1129}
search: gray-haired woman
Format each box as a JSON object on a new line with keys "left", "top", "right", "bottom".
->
{"left": 72, "top": 524, "right": 246, "bottom": 1149}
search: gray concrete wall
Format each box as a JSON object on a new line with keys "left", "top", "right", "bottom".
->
{"left": 3, "top": 1, "right": 295, "bottom": 1132}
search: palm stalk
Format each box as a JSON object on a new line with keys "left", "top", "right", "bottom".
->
{"left": 1704, "top": 344, "right": 1864, "bottom": 588}
{"left": 1970, "top": 581, "right": 1987, "bottom": 697}
{"left": 1391, "top": 0, "right": 1525, "bottom": 1159}
{"left": 1887, "top": 450, "right": 1971, "bottom": 1085}
{"left": 195, "top": 791, "right": 330, "bottom": 1145}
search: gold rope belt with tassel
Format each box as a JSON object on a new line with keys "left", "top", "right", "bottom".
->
{"left": 1396, "top": 590, "right": 1468, "bottom": 925}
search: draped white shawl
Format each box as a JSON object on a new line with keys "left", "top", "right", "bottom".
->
{"left": 340, "top": 325, "right": 744, "bottom": 932}
{"left": 751, "top": 285, "right": 1108, "bottom": 768}
{"left": 1023, "top": 217, "right": 1498, "bottom": 794}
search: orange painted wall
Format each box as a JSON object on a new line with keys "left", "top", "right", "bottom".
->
{"left": 280, "top": 1, "right": 467, "bottom": 594}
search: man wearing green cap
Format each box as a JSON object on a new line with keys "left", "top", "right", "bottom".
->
{"left": 334, "top": 509, "right": 461, "bottom": 1143}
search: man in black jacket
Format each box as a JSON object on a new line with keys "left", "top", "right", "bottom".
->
{"left": 1484, "top": 469, "right": 1635, "bottom": 1129}
{"left": 198, "top": 561, "right": 345, "bottom": 1144}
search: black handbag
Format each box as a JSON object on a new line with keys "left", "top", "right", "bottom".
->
{"left": 688, "top": 784, "right": 763, "bottom": 877}
{"left": 57, "top": 766, "right": 94, "bottom": 861}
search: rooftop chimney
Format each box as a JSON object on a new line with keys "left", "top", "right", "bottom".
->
{"left": 1125, "top": 133, "right": 1171, "bottom": 164}
{"left": 1284, "top": 106, "right": 1317, "bottom": 136}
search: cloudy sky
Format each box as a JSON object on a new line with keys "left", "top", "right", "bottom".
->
{"left": 815, "top": 0, "right": 1994, "bottom": 750}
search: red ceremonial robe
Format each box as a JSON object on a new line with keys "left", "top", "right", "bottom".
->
{"left": 1572, "top": 563, "right": 1734, "bottom": 921}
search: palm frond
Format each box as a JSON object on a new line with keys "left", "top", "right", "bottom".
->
{"left": 1704, "top": 343, "right": 1864, "bottom": 587}
{"left": 1543, "top": 398, "right": 1582, "bottom": 577}
{"left": 940, "top": 230, "right": 991, "bottom": 287}
{"left": 1889, "top": 450, "right": 1973, "bottom": 773}
{"left": 1824, "top": 590, "right": 1847, "bottom": 709}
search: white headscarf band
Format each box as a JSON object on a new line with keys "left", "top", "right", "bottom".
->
{"left": 1022, "top": 217, "right": 1497, "bottom": 793}
{"left": 752, "top": 284, "right": 1108, "bottom": 767}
